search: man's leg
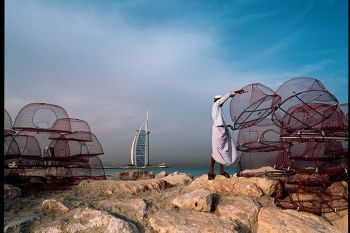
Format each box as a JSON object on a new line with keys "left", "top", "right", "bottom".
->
{"left": 208, "top": 157, "right": 216, "bottom": 180}
{"left": 219, "top": 163, "right": 230, "bottom": 178}
{"left": 219, "top": 163, "right": 225, "bottom": 174}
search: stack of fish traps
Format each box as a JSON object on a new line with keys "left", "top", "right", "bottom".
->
{"left": 230, "top": 77, "right": 348, "bottom": 215}
{"left": 4, "top": 103, "right": 106, "bottom": 190}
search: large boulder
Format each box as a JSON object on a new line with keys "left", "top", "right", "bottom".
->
{"left": 161, "top": 172, "right": 193, "bottom": 186}
{"left": 322, "top": 209, "right": 348, "bottom": 233}
{"left": 241, "top": 176, "right": 283, "bottom": 197}
{"left": 118, "top": 170, "right": 155, "bottom": 180}
{"left": 66, "top": 207, "right": 139, "bottom": 232}
{"left": 326, "top": 181, "right": 348, "bottom": 198}
{"left": 94, "top": 198, "right": 147, "bottom": 220}
{"left": 155, "top": 171, "right": 167, "bottom": 179}
{"left": 188, "top": 175, "right": 263, "bottom": 198}
{"left": 4, "top": 184, "right": 21, "bottom": 200}
{"left": 32, "top": 221, "right": 63, "bottom": 233}
{"left": 239, "top": 166, "right": 279, "bottom": 176}
{"left": 149, "top": 209, "right": 240, "bottom": 233}
{"left": 75, "top": 179, "right": 171, "bottom": 197}
{"left": 277, "top": 192, "right": 348, "bottom": 214}
{"left": 216, "top": 196, "right": 260, "bottom": 232}
{"left": 287, "top": 173, "right": 331, "bottom": 186}
{"left": 41, "top": 199, "right": 69, "bottom": 214}
{"left": 257, "top": 207, "right": 342, "bottom": 233}
{"left": 172, "top": 189, "right": 213, "bottom": 212}
{"left": 4, "top": 215, "right": 39, "bottom": 233}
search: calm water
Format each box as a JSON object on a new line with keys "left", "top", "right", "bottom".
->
{"left": 104, "top": 166, "right": 240, "bottom": 178}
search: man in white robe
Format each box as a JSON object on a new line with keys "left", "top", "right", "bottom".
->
{"left": 208, "top": 89, "right": 244, "bottom": 180}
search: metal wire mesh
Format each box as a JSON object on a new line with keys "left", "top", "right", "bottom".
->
{"left": 237, "top": 118, "right": 291, "bottom": 152}
{"left": 272, "top": 77, "right": 338, "bottom": 133}
{"left": 4, "top": 103, "right": 106, "bottom": 189}
{"left": 13, "top": 103, "right": 69, "bottom": 131}
{"left": 230, "top": 83, "right": 281, "bottom": 129}
{"left": 235, "top": 77, "right": 348, "bottom": 215}
{"left": 4, "top": 109, "right": 15, "bottom": 136}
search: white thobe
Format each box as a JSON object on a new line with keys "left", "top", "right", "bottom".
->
{"left": 211, "top": 93, "right": 238, "bottom": 165}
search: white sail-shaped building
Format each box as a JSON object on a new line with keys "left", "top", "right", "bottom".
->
{"left": 130, "top": 112, "right": 150, "bottom": 167}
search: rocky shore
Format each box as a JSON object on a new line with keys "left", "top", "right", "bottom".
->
{"left": 4, "top": 169, "right": 348, "bottom": 233}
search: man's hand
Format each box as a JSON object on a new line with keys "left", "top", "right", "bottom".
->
{"left": 227, "top": 124, "right": 235, "bottom": 130}
{"left": 234, "top": 89, "right": 245, "bottom": 94}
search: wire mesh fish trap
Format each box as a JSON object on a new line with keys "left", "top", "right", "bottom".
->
{"left": 338, "top": 103, "right": 348, "bottom": 130}
{"left": 49, "top": 118, "right": 93, "bottom": 142}
{"left": 13, "top": 103, "right": 69, "bottom": 132}
{"left": 48, "top": 132, "right": 103, "bottom": 158}
{"left": 276, "top": 187, "right": 348, "bottom": 215}
{"left": 4, "top": 109, "right": 15, "bottom": 136}
{"left": 238, "top": 150, "right": 281, "bottom": 171}
{"left": 284, "top": 142, "right": 347, "bottom": 175}
{"left": 4, "top": 102, "right": 106, "bottom": 189}
{"left": 230, "top": 83, "right": 281, "bottom": 130}
{"left": 272, "top": 77, "right": 338, "bottom": 135}
{"left": 236, "top": 118, "right": 291, "bottom": 152}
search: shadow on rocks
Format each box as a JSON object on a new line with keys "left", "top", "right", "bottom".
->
{"left": 211, "top": 193, "right": 221, "bottom": 212}
{"left": 110, "top": 212, "right": 145, "bottom": 233}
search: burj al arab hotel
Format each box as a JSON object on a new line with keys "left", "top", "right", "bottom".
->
{"left": 130, "top": 112, "right": 150, "bottom": 167}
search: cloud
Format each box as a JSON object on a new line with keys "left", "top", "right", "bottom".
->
{"left": 300, "top": 59, "right": 334, "bottom": 73}
{"left": 5, "top": 0, "right": 348, "bottom": 166}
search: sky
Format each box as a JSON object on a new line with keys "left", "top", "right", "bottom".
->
{"left": 5, "top": 0, "right": 348, "bottom": 167}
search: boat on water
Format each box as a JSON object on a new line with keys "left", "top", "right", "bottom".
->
{"left": 8, "top": 161, "right": 17, "bottom": 168}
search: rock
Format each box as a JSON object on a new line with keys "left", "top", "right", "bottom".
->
{"left": 65, "top": 207, "right": 139, "bottom": 233}
{"left": 41, "top": 199, "right": 69, "bottom": 214}
{"left": 161, "top": 172, "right": 193, "bottom": 185}
{"left": 326, "top": 181, "right": 348, "bottom": 198}
{"left": 105, "top": 190, "right": 113, "bottom": 196}
{"left": 322, "top": 209, "right": 348, "bottom": 233}
{"left": 33, "top": 221, "right": 63, "bottom": 233}
{"left": 240, "top": 176, "right": 283, "bottom": 197}
{"left": 119, "top": 170, "right": 155, "bottom": 180}
{"left": 239, "top": 166, "right": 279, "bottom": 176}
{"left": 94, "top": 198, "right": 147, "bottom": 220}
{"left": 277, "top": 192, "right": 348, "bottom": 214}
{"left": 258, "top": 195, "right": 276, "bottom": 208}
{"left": 287, "top": 173, "right": 331, "bottom": 186}
{"left": 155, "top": 171, "right": 167, "bottom": 179}
{"left": 216, "top": 196, "right": 260, "bottom": 232}
{"left": 4, "top": 215, "right": 39, "bottom": 233}
{"left": 75, "top": 179, "right": 171, "bottom": 197}
{"left": 149, "top": 209, "right": 239, "bottom": 233}
{"left": 257, "top": 207, "right": 342, "bottom": 233}
{"left": 4, "top": 184, "right": 21, "bottom": 200}
{"left": 188, "top": 175, "right": 263, "bottom": 198}
{"left": 172, "top": 189, "right": 213, "bottom": 212}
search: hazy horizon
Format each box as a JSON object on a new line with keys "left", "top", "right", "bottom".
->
{"left": 5, "top": 0, "right": 348, "bottom": 167}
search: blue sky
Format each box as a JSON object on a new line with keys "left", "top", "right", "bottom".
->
{"left": 5, "top": 0, "right": 348, "bottom": 166}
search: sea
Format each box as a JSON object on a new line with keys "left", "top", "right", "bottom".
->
{"left": 104, "top": 166, "right": 240, "bottom": 178}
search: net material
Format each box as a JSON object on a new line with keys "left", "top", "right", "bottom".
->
{"left": 272, "top": 77, "right": 338, "bottom": 133}
{"left": 237, "top": 118, "right": 291, "bottom": 152}
{"left": 4, "top": 109, "right": 14, "bottom": 136}
{"left": 4, "top": 102, "right": 106, "bottom": 189}
{"left": 51, "top": 118, "right": 91, "bottom": 133}
{"left": 13, "top": 103, "right": 69, "bottom": 131}
{"left": 238, "top": 150, "right": 281, "bottom": 171}
{"left": 235, "top": 77, "right": 348, "bottom": 215}
{"left": 230, "top": 83, "right": 281, "bottom": 130}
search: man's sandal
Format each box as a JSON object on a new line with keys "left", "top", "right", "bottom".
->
{"left": 220, "top": 172, "right": 230, "bottom": 178}
{"left": 208, "top": 173, "right": 216, "bottom": 180}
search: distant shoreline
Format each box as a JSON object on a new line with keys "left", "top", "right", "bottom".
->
{"left": 104, "top": 166, "right": 168, "bottom": 169}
